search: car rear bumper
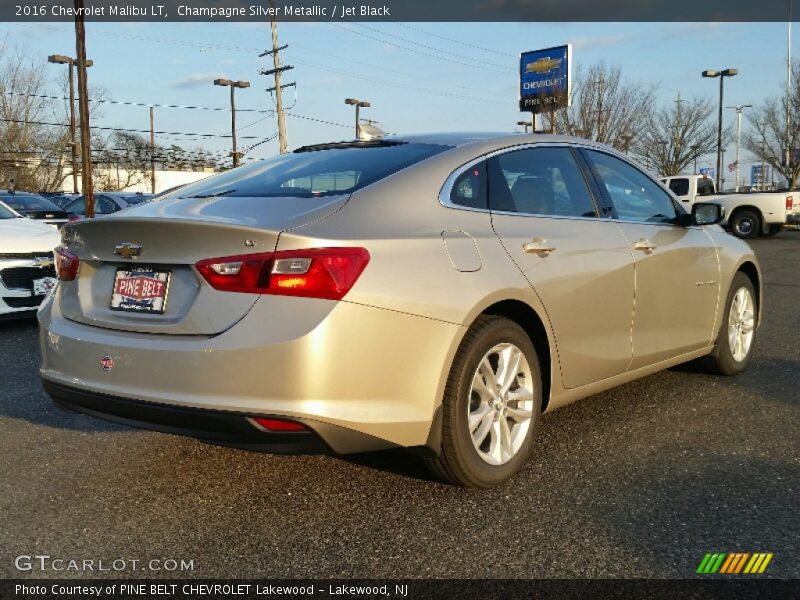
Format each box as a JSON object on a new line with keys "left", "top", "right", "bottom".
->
{"left": 38, "top": 289, "right": 462, "bottom": 453}
{"left": 786, "top": 213, "right": 800, "bottom": 224}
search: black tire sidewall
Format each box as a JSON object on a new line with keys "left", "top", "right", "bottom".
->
{"left": 712, "top": 273, "right": 758, "bottom": 374}
{"left": 446, "top": 318, "right": 542, "bottom": 487}
{"left": 731, "top": 211, "right": 761, "bottom": 239}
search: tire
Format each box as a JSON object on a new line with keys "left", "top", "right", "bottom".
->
{"left": 729, "top": 210, "right": 761, "bottom": 239}
{"left": 702, "top": 272, "right": 758, "bottom": 375}
{"left": 764, "top": 225, "right": 783, "bottom": 237}
{"left": 425, "top": 316, "right": 542, "bottom": 488}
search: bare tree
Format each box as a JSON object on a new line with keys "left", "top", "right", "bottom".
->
{"left": 744, "top": 61, "right": 800, "bottom": 188}
{"left": 93, "top": 131, "right": 158, "bottom": 191}
{"left": 636, "top": 94, "right": 720, "bottom": 176}
{"left": 555, "top": 62, "right": 656, "bottom": 151}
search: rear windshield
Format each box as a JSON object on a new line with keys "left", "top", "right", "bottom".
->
{"left": 0, "top": 194, "right": 61, "bottom": 212}
{"left": 174, "top": 142, "right": 451, "bottom": 199}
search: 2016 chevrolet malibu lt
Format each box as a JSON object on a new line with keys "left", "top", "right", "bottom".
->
{"left": 38, "top": 133, "right": 761, "bottom": 487}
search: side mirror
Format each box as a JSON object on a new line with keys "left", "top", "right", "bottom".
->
{"left": 692, "top": 202, "right": 724, "bottom": 226}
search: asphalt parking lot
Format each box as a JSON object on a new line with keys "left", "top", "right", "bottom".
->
{"left": 1, "top": 234, "right": 797, "bottom": 580}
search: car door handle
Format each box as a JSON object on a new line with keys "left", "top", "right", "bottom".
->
{"left": 632, "top": 238, "right": 656, "bottom": 252}
{"left": 523, "top": 238, "right": 556, "bottom": 256}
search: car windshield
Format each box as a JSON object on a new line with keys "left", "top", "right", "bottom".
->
{"left": 122, "top": 195, "right": 150, "bottom": 205}
{"left": 175, "top": 141, "right": 451, "bottom": 199}
{"left": 0, "top": 202, "right": 17, "bottom": 219}
{"left": 0, "top": 194, "right": 62, "bottom": 212}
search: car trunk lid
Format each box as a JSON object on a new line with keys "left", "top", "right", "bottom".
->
{"left": 58, "top": 194, "right": 348, "bottom": 335}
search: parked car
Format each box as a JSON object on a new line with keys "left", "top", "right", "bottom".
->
{"left": 659, "top": 174, "right": 799, "bottom": 238}
{"left": 64, "top": 192, "right": 153, "bottom": 219}
{"left": 39, "top": 133, "right": 761, "bottom": 487}
{"left": 0, "top": 192, "right": 70, "bottom": 228}
{"left": 42, "top": 192, "right": 81, "bottom": 209}
{"left": 0, "top": 201, "right": 60, "bottom": 318}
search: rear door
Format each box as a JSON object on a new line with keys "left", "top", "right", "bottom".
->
{"left": 582, "top": 149, "right": 720, "bottom": 369}
{"left": 488, "top": 145, "right": 635, "bottom": 389}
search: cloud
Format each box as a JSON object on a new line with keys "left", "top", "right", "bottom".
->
{"left": 171, "top": 73, "right": 224, "bottom": 89}
{"left": 569, "top": 34, "right": 627, "bottom": 50}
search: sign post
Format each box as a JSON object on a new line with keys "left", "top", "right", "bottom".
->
{"left": 519, "top": 44, "right": 572, "bottom": 132}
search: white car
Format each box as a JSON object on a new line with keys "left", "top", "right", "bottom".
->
{"left": 0, "top": 201, "right": 61, "bottom": 318}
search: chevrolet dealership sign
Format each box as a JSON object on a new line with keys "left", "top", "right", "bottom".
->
{"left": 519, "top": 45, "right": 571, "bottom": 113}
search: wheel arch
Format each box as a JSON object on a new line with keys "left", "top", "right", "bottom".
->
{"left": 478, "top": 299, "right": 553, "bottom": 412}
{"left": 737, "top": 260, "right": 762, "bottom": 320}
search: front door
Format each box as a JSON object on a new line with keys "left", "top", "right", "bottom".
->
{"left": 582, "top": 149, "right": 721, "bottom": 369}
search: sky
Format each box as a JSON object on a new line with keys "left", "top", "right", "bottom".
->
{"left": 1, "top": 20, "right": 797, "bottom": 181}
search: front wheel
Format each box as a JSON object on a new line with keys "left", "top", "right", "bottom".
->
{"left": 425, "top": 316, "right": 542, "bottom": 488}
{"left": 729, "top": 210, "right": 761, "bottom": 239}
{"left": 703, "top": 272, "right": 758, "bottom": 375}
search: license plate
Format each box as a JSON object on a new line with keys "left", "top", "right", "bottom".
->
{"left": 32, "top": 277, "right": 57, "bottom": 296}
{"left": 110, "top": 267, "right": 170, "bottom": 314}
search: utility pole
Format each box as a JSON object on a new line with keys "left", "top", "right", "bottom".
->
{"left": 149, "top": 106, "right": 156, "bottom": 193}
{"left": 47, "top": 55, "right": 92, "bottom": 194}
{"left": 726, "top": 104, "right": 752, "bottom": 191}
{"left": 596, "top": 72, "right": 605, "bottom": 141}
{"left": 74, "top": 0, "right": 93, "bottom": 217}
{"left": 259, "top": 0, "right": 294, "bottom": 154}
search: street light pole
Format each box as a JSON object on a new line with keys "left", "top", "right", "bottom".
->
{"left": 726, "top": 104, "right": 752, "bottom": 191}
{"left": 702, "top": 68, "right": 738, "bottom": 191}
{"left": 214, "top": 79, "right": 250, "bottom": 168}
{"left": 48, "top": 54, "right": 92, "bottom": 195}
{"left": 345, "top": 98, "right": 370, "bottom": 140}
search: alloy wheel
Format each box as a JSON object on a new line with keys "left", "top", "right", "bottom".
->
{"left": 728, "top": 287, "right": 755, "bottom": 362}
{"left": 467, "top": 343, "right": 534, "bottom": 466}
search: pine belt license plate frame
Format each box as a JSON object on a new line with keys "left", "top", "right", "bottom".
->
{"left": 110, "top": 266, "right": 171, "bottom": 314}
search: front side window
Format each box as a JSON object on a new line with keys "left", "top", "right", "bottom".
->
{"left": 585, "top": 150, "right": 678, "bottom": 224}
{"left": 487, "top": 147, "right": 597, "bottom": 218}
{"left": 668, "top": 178, "right": 690, "bottom": 197}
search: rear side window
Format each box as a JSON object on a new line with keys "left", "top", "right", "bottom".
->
{"left": 174, "top": 142, "right": 451, "bottom": 199}
{"left": 487, "top": 147, "right": 597, "bottom": 218}
{"left": 66, "top": 195, "right": 115, "bottom": 214}
{"left": 668, "top": 178, "right": 690, "bottom": 197}
{"left": 697, "top": 178, "right": 715, "bottom": 196}
{"left": 449, "top": 162, "right": 487, "bottom": 209}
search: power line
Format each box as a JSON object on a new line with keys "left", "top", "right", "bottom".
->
{"left": 0, "top": 117, "right": 274, "bottom": 140}
{"left": 394, "top": 23, "right": 516, "bottom": 58}
{"left": 330, "top": 23, "right": 516, "bottom": 74}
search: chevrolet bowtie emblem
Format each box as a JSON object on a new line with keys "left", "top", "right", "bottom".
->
{"left": 114, "top": 243, "right": 142, "bottom": 259}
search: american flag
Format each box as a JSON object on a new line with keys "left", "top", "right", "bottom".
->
{"left": 728, "top": 161, "right": 738, "bottom": 172}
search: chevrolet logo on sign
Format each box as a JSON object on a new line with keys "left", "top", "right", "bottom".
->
{"left": 525, "top": 57, "right": 562, "bottom": 74}
{"left": 114, "top": 243, "right": 142, "bottom": 259}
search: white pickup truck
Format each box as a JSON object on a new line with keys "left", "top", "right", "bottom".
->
{"left": 660, "top": 174, "right": 800, "bottom": 239}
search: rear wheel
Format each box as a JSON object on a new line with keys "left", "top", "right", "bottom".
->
{"left": 730, "top": 210, "right": 761, "bottom": 239}
{"left": 425, "top": 316, "right": 542, "bottom": 488}
{"left": 764, "top": 224, "right": 783, "bottom": 237}
{"left": 703, "top": 272, "right": 757, "bottom": 375}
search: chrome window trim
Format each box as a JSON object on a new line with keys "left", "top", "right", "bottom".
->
{"left": 439, "top": 141, "right": 623, "bottom": 221}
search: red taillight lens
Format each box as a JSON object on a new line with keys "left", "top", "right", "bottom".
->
{"left": 55, "top": 246, "right": 79, "bottom": 281}
{"left": 196, "top": 247, "right": 370, "bottom": 300}
{"left": 786, "top": 196, "right": 794, "bottom": 211}
{"left": 251, "top": 417, "right": 307, "bottom": 432}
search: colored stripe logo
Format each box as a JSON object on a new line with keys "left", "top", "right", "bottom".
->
{"left": 697, "top": 552, "right": 773, "bottom": 574}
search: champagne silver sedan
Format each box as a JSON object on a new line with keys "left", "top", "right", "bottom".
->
{"left": 38, "top": 133, "right": 761, "bottom": 487}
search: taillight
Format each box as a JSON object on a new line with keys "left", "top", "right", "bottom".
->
{"left": 251, "top": 417, "right": 307, "bottom": 432}
{"left": 786, "top": 196, "right": 794, "bottom": 211}
{"left": 196, "top": 247, "right": 369, "bottom": 300}
{"left": 55, "top": 246, "right": 79, "bottom": 281}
